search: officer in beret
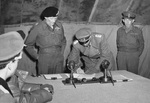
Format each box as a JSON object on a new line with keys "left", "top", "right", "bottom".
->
{"left": 0, "top": 31, "right": 54, "bottom": 103}
{"left": 25, "top": 6, "right": 66, "bottom": 75}
{"left": 116, "top": 11, "right": 144, "bottom": 74}
{"left": 67, "top": 28, "right": 115, "bottom": 74}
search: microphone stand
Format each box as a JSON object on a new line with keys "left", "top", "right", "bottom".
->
{"left": 99, "top": 68, "right": 112, "bottom": 83}
{"left": 99, "top": 60, "right": 114, "bottom": 85}
{"left": 62, "top": 61, "right": 78, "bottom": 88}
{"left": 109, "top": 70, "right": 114, "bottom": 86}
{"left": 69, "top": 68, "right": 76, "bottom": 88}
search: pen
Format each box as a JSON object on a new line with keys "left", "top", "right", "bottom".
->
{"left": 114, "top": 79, "right": 133, "bottom": 82}
{"left": 51, "top": 77, "right": 57, "bottom": 80}
{"left": 72, "top": 82, "right": 76, "bottom": 88}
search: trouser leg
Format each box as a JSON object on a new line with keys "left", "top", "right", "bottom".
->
{"left": 38, "top": 54, "right": 51, "bottom": 74}
{"left": 126, "top": 52, "right": 139, "bottom": 74}
{"left": 117, "top": 51, "right": 139, "bottom": 74}
{"left": 38, "top": 53, "right": 64, "bottom": 74}
{"left": 52, "top": 54, "right": 64, "bottom": 73}
{"left": 116, "top": 51, "right": 127, "bottom": 70}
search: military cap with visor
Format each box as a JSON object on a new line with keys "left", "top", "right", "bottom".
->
{"left": 0, "top": 30, "right": 26, "bottom": 65}
{"left": 75, "top": 28, "right": 92, "bottom": 45}
{"left": 122, "top": 11, "right": 136, "bottom": 19}
{"left": 75, "top": 28, "right": 92, "bottom": 39}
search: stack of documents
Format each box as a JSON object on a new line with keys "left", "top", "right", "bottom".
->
{"left": 43, "top": 73, "right": 133, "bottom": 82}
{"left": 43, "top": 73, "right": 96, "bottom": 80}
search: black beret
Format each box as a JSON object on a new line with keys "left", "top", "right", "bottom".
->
{"left": 0, "top": 30, "right": 26, "bottom": 64}
{"left": 40, "top": 6, "right": 58, "bottom": 20}
{"left": 122, "top": 11, "right": 136, "bottom": 19}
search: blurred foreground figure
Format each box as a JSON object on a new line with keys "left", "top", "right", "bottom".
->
{"left": 116, "top": 11, "right": 144, "bottom": 74}
{"left": 25, "top": 6, "right": 66, "bottom": 75}
{"left": 67, "top": 28, "right": 115, "bottom": 74}
{"left": 0, "top": 31, "right": 26, "bottom": 103}
{"left": 0, "top": 31, "right": 54, "bottom": 103}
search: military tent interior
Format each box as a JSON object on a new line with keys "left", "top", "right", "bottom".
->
{"left": 0, "top": 0, "right": 150, "bottom": 79}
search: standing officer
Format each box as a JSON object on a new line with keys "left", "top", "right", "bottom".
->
{"left": 67, "top": 28, "right": 115, "bottom": 74}
{"left": 25, "top": 6, "right": 66, "bottom": 75}
{"left": 116, "top": 11, "right": 144, "bottom": 74}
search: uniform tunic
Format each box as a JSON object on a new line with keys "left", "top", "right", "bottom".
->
{"left": 68, "top": 33, "right": 115, "bottom": 74}
{"left": 0, "top": 77, "right": 16, "bottom": 103}
{"left": 116, "top": 25, "right": 144, "bottom": 74}
{"left": 25, "top": 20, "right": 66, "bottom": 74}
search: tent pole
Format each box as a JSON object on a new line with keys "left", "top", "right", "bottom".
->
{"left": 88, "top": 0, "right": 99, "bottom": 23}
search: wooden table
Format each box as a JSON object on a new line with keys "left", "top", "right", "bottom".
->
{"left": 25, "top": 70, "right": 150, "bottom": 103}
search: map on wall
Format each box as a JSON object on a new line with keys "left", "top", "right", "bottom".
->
{"left": 2, "top": 0, "right": 150, "bottom": 25}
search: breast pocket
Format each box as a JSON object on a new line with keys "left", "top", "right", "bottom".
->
{"left": 126, "top": 34, "right": 137, "bottom": 45}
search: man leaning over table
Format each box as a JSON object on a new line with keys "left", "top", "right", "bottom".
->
{"left": 67, "top": 28, "right": 115, "bottom": 74}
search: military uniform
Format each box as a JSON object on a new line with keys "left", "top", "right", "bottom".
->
{"left": 68, "top": 32, "right": 115, "bottom": 74}
{"left": 116, "top": 11, "right": 144, "bottom": 74}
{"left": 0, "top": 30, "right": 54, "bottom": 103}
{"left": 25, "top": 20, "right": 66, "bottom": 74}
{"left": 0, "top": 31, "right": 26, "bottom": 103}
{"left": 0, "top": 78, "right": 16, "bottom": 103}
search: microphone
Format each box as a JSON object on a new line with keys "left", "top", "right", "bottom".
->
{"left": 63, "top": 61, "right": 81, "bottom": 87}
{"left": 99, "top": 60, "right": 110, "bottom": 83}
{"left": 100, "top": 59, "right": 110, "bottom": 72}
{"left": 68, "top": 60, "right": 76, "bottom": 88}
{"left": 68, "top": 60, "right": 75, "bottom": 71}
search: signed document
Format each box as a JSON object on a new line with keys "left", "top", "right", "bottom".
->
{"left": 65, "top": 73, "right": 96, "bottom": 79}
{"left": 43, "top": 74, "right": 63, "bottom": 79}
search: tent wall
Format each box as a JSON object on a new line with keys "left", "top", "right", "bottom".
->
{"left": 4, "top": 23, "right": 150, "bottom": 78}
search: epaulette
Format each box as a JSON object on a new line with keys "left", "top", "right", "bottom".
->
{"left": 56, "top": 21, "right": 62, "bottom": 26}
{"left": 35, "top": 22, "right": 39, "bottom": 25}
{"left": 73, "top": 40, "right": 79, "bottom": 45}
{"left": 95, "top": 34, "right": 102, "bottom": 38}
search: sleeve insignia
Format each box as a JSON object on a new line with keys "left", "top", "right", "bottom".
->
{"left": 95, "top": 34, "right": 102, "bottom": 38}
{"left": 73, "top": 40, "right": 78, "bottom": 45}
{"left": 35, "top": 22, "right": 38, "bottom": 25}
{"left": 55, "top": 26, "right": 61, "bottom": 31}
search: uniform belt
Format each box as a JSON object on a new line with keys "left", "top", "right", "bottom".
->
{"left": 39, "top": 46, "right": 61, "bottom": 54}
{"left": 118, "top": 47, "right": 138, "bottom": 52}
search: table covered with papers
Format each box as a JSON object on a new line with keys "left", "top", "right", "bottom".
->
{"left": 25, "top": 70, "right": 150, "bottom": 103}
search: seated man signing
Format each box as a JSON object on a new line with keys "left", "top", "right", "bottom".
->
{"left": 67, "top": 28, "right": 115, "bottom": 74}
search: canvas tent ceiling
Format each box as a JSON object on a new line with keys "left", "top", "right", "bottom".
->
{"left": 1, "top": 0, "right": 150, "bottom": 25}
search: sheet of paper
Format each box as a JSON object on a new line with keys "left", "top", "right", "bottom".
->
{"left": 77, "top": 73, "right": 96, "bottom": 79}
{"left": 65, "top": 73, "right": 96, "bottom": 79}
{"left": 65, "top": 73, "right": 80, "bottom": 78}
{"left": 43, "top": 74, "right": 62, "bottom": 79}
{"left": 112, "top": 75, "right": 133, "bottom": 81}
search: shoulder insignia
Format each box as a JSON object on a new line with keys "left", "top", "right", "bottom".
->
{"left": 95, "top": 34, "right": 102, "bottom": 38}
{"left": 35, "top": 22, "right": 39, "bottom": 25}
{"left": 73, "top": 40, "right": 78, "bottom": 45}
{"left": 55, "top": 26, "right": 61, "bottom": 31}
